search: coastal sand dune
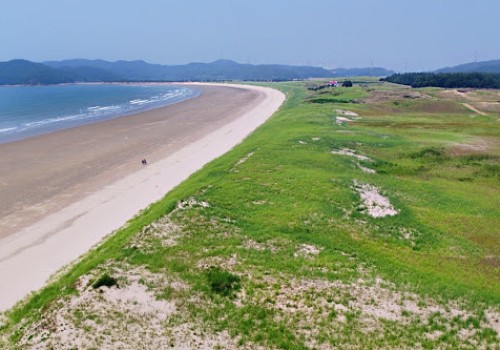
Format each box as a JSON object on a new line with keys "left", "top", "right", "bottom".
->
{"left": 0, "top": 84, "right": 285, "bottom": 311}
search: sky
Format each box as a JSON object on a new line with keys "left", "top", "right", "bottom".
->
{"left": 1, "top": 0, "right": 499, "bottom": 72}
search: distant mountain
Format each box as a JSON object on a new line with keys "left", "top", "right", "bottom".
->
{"left": 330, "top": 67, "right": 394, "bottom": 77}
{"left": 44, "top": 59, "right": 333, "bottom": 81}
{"left": 0, "top": 59, "right": 73, "bottom": 85}
{"left": 44, "top": 59, "right": 165, "bottom": 81}
{"left": 0, "top": 58, "right": 333, "bottom": 85}
{"left": 58, "top": 65, "right": 124, "bottom": 82}
{"left": 435, "top": 59, "right": 500, "bottom": 74}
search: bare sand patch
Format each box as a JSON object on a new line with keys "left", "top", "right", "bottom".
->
{"left": 294, "top": 243, "right": 323, "bottom": 258}
{"left": 130, "top": 200, "right": 194, "bottom": 252}
{"left": 197, "top": 253, "right": 239, "bottom": 271}
{"left": 17, "top": 264, "right": 181, "bottom": 350}
{"left": 336, "top": 109, "right": 359, "bottom": 117}
{"left": 335, "top": 116, "right": 353, "bottom": 125}
{"left": 133, "top": 216, "right": 183, "bottom": 251}
{"left": 244, "top": 273, "right": 500, "bottom": 349}
{"left": 177, "top": 197, "right": 210, "bottom": 210}
{"left": 355, "top": 162, "right": 376, "bottom": 174}
{"left": 485, "top": 309, "right": 500, "bottom": 334}
{"left": 334, "top": 110, "right": 360, "bottom": 125}
{"left": 332, "top": 148, "right": 373, "bottom": 162}
{"left": 166, "top": 323, "right": 264, "bottom": 350}
{"left": 448, "top": 139, "right": 493, "bottom": 156}
{"left": 241, "top": 237, "right": 289, "bottom": 253}
{"left": 353, "top": 180, "right": 398, "bottom": 218}
{"left": 242, "top": 239, "right": 268, "bottom": 251}
{"left": 14, "top": 261, "right": 264, "bottom": 350}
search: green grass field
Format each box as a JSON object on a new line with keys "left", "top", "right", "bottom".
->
{"left": 1, "top": 81, "right": 499, "bottom": 349}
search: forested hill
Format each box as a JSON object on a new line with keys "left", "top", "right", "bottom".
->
{"left": 44, "top": 59, "right": 332, "bottom": 82}
{"left": 382, "top": 72, "right": 500, "bottom": 88}
{"left": 0, "top": 60, "right": 74, "bottom": 85}
{"left": 0, "top": 59, "right": 333, "bottom": 85}
{"left": 435, "top": 59, "right": 500, "bottom": 74}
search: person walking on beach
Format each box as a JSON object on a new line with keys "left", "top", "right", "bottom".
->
{"left": 141, "top": 158, "right": 147, "bottom": 165}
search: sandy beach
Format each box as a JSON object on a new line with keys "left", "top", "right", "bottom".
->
{"left": 0, "top": 83, "right": 285, "bottom": 311}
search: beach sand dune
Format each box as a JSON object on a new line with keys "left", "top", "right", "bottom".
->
{"left": 0, "top": 84, "right": 285, "bottom": 311}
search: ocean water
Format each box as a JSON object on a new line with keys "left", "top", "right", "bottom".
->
{"left": 0, "top": 84, "right": 199, "bottom": 144}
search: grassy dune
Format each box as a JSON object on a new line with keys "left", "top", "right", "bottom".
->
{"left": 1, "top": 82, "right": 499, "bottom": 349}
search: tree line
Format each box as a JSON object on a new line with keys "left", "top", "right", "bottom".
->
{"left": 381, "top": 72, "right": 500, "bottom": 89}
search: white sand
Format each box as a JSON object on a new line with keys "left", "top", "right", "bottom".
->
{"left": 0, "top": 83, "right": 285, "bottom": 311}
{"left": 335, "top": 116, "right": 353, "bottom": 125}
{"left": 332, "top": 148, "right": 373, "bottom": 162}
{"left": 353, "top": 180, "right": 398, "bottom": 218}
{"left": 336, "top": 109, "right": 359, "bottom": 117}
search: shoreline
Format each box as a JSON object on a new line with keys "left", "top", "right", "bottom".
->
{"left": 0, "top": 84, "right": 259, "bottom": 237}
{"left": 0, "top": 82, "right": 200, "bottom": 145}
{"left": 0, "top": 83, "right": 285, "bottom": 311}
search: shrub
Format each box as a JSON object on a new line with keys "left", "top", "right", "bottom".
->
{"left": 411, "top": 147, "right": 445, "bottom": 159}
{"left": 205, "top": 267, "right": 241, "bottom": 297}
{"left": 92, "top": 273, "right": 118, "bottom": 289}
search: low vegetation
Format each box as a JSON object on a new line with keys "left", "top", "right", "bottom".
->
{"left": 0, "top": 81, "right": 498, "bottom": 349}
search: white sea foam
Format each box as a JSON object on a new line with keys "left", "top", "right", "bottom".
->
{"left": 0, "top": 127, "right": 18, "bottom": 133}
{"left": 88, "top": 105, "right": 122, "bottom": 112}
{"left": 129, "top": 99, "right": 149, "bottom": 105}
{"left": 23, "top": 114, "right": 87, "bottom": 128}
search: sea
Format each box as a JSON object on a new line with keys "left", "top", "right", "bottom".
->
{"left": 0, "top": 84, "right": 199, "bottom": 144}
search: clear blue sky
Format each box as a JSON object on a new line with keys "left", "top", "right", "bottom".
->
{"left": 1, "top": 0, "right": 499, "bottom": 71}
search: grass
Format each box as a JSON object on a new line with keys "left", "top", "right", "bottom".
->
{"left": 0, "top": 81, "right": 498, "bottom": 349}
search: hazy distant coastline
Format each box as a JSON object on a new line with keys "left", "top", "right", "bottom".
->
{"left": 2, "top": 58, "right": 500, "bottom": 87}
{"left": 0, "top": 59, "right": 333, "bottom": 85}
